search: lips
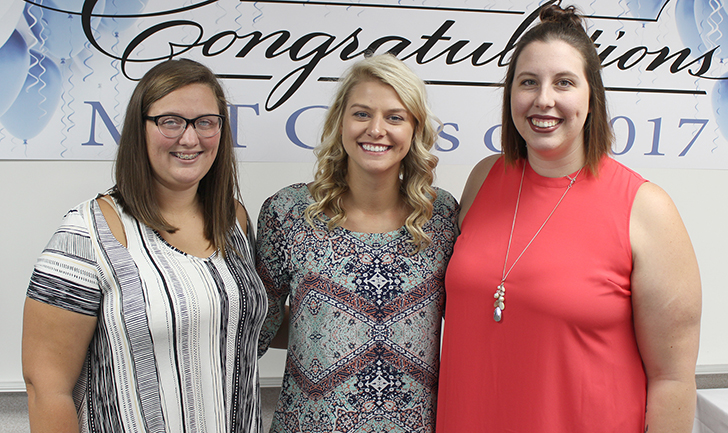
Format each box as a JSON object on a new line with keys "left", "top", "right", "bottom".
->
{"left": 529, "top": 117, "right": 562, "bottom": 129}
{"left": 360, "top": 143, "right": 390, "bottom": 152}
{"left": 172, "top": 152, "right": 202, "bottom": 160}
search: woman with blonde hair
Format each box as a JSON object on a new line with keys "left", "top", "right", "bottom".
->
{"left": 257, "top": 53, "right": 458, "bottom": 433}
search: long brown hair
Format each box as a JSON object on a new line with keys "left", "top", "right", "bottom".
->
{"left": 111, "top": 58, "right": 240, "bottom": 257}
{"left": 501, "top": 2, "right": 612, "bottom": 175}
{"left": 305, "top": 54, "right": 441, "bottom": 251}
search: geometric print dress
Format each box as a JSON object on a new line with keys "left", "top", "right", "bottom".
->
{"left": 256, "top": 183, "right": 458, "bottom": 433}
{"left": 27, "top": 197, "right": 267, "bottom": 433}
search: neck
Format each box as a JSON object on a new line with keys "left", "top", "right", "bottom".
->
{"left": 526, "top": 148, "right": 586, "bottom": 178}
{"left": 154, "top": 184, "right": 201, "bottom": 217}
{"left": 344, "top": 174, "right": 403, "bottom": 214}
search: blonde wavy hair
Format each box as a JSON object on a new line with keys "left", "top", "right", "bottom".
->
{"left": 305, "top": 54, "right": 441, "bottom": 251}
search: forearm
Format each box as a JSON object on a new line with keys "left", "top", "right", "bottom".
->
{"left": 644, "top": 378, "right": 696, "bottom": 433}
{"left": 26, "top": 384, "right": 80, "bottom": 433}
{"left": 269, "top": 304, "right": 290, "bottom": 349}
{"left": 257, "top": 295, "right": 287, "bottom": 356}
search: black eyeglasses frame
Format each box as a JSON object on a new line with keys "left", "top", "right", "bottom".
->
{"left": 145, "top": 114, "right": 225, "bottom": 138}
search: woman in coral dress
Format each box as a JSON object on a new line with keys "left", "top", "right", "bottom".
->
{"left": 436, "top": 4, "right": 701, "bottom": 433}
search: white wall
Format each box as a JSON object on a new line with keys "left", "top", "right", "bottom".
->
{"left": 1, "top": 160, "right": 725, "bottom": 391}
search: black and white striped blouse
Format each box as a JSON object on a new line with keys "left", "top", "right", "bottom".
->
{"left": 28, "top": 197, "right": 267, "bottom": 433}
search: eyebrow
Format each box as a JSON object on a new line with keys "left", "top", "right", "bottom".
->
{"left": 515, "top": 71, "right": 582, "bottom": 80}
{"left": 348, "top": 103, "right": 408, "bottom": 113}
{"left": 150, "top": 112, "right": 221, "bottom": 117}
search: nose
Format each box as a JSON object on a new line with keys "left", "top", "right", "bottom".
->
{"left": 534, "top": 86, "right": 555, "bottom": 109}
{"left": 367, "top": 115, "right": 385, "bottom": 138}
{"left": 178, "top": 122, "right": 200, "bottom": 145}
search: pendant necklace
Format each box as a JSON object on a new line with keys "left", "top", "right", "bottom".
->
{"left": 493, "top": 163, "right": 583, "bottom": 323}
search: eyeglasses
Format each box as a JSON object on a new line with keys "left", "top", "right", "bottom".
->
{"left": 145, "top": 114, "right": 224, "bottom": 138}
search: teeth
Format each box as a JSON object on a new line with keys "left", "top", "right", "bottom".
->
{"left": 174, "top": 152, "right": 201, "bottom": 160}
{"left": 531, "top": 118, "right": 559, "bottom": 128}
{"left": 361, "top": 143, "right": 388, "bottom": 152}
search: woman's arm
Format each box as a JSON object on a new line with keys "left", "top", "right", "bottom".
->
{"left": 268, "top": 304, "right": 290, "bottom": 349}
{"left": 256, "top": 194, "right": 293, "bottom": 356}
{"left": 630, "top": 182, "right": 701, "bottom": 433}
{"left": 22, "top": 298, "right": 97, "bottom": 433}
{"left": 458, "top": 155, "right": 500, "bottom": 228}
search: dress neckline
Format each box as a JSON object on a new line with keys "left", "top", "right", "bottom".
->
{"left": 100, "top": 194, "right": 220, "bottom": 261}
{"left": 297, "top": 183, "right": 408, "bottom": 237}
{"left": 522, "top": 159, "right": 587, "bottom": 188}
{"left": 151, "top": 229, "right": 218, "bottom": 261}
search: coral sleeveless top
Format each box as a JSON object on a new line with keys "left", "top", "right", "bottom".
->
{"left": 437, "top": 156, "right": 648, "bottom": 433}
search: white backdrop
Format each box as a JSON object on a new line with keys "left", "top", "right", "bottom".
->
{"left": 2, "top": 0, "right": 728, "bottom": 390}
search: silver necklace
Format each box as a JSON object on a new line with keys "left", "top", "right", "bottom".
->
{"left": 493, "top": 163, "right": 583, "bottom": 322}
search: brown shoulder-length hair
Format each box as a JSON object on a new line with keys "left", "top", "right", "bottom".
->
{"left": 305, "top": 54, "right": 441, "bottom": 252}
{"left": 111, "top": 58, "right": 240, "bottom": 257}
{"left": 501, "top": 2, "right": 612, "bottom": 175}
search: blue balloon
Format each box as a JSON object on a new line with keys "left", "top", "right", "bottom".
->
{"left": 675, "top": 0, "right": 705, "bottom": 54}
{"left": 24, "top": 0, "right": 88, "bottom": 59}
{"left": 0, "top": 50, "right": 62, "bottom": 141}
{"left": 0, "top": 30, "right": 30, "bottom": 117}
{"left": 99, "top": 0, "right": 150, "bottom": 33}
{"left": 624, "top": 0, "right": 665, "bottom": 18}
{"left": 694, "top": 0, "right": 728, "bottom": 57}
{"left": 713, "top": 76, "right": 728, "bottom": 140}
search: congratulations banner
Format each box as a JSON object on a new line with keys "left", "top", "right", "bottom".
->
{"left": 1, "top": 0, "right": 727, "bottom": 169}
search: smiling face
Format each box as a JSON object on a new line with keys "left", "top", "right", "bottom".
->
{"left": 145, "top": 83, "right": 221, "bottom": 194}
{"left": 510, "top": 39, "right": 591, "bottom": 167}
{"left": 340, "top": 79, "right": 415, "bottom": 182}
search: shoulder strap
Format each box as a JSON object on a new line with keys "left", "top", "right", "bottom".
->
{"left": 96, "top": 194, "right": 128, "bottom": 247}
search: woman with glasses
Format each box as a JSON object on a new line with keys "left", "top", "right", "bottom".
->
{"left": 22, "top": 59, "right": 267, "bottom": 433}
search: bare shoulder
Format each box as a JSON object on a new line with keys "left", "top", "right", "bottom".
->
{"left": 459, "top": 154, "right": 501, "bottom": 228}
{"left": 630, "top": 182, "right": 683, "bottom": 241}
{"left": 96, "top": 195, "right": 127, "bottom": 247}
{"left": 235, "top": 201, "right": 249, "bottom": 235}
{"left": 630, "top": 180, "right": 699, "bottom": 301}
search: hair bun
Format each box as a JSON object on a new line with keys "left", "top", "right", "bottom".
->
{"left": 539, "top": 3, "right": 583, "bottom": 29}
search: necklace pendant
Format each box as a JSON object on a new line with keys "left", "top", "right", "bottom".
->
{"left": 493, "top": 164, "right": 582, "bottom": 323}
{"left": 493, "top": 283, "right": 506, "bottom": 322}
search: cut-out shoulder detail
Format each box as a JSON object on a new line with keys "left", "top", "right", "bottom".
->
{"left": 235, "top": 201, "right": 248, "bottom": 236}
{"left": 97, "top": 195, "right": 127, "bottom": 247}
